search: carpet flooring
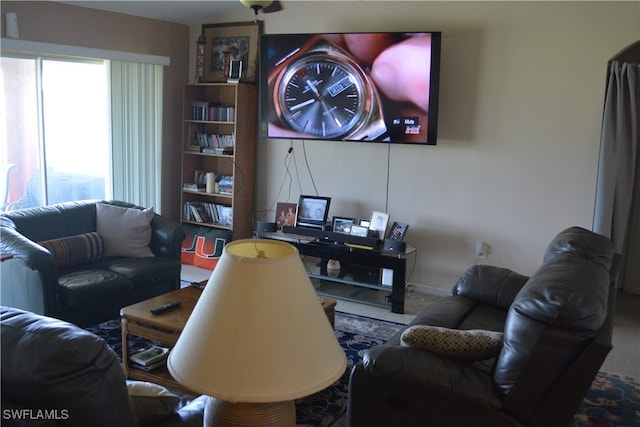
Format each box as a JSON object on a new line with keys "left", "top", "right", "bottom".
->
{"left": 87, "top": 311, "right": 639, "bottom": 426}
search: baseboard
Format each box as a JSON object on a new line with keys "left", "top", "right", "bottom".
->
{"left": 408, "top": 282, "right": 450, "bottom": 297}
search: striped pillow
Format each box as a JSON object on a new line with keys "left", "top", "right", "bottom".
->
{"left": 38, "top": 232, "right": 104, "bottom": 267}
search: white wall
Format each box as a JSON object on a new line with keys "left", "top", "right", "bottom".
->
{"left": 192, "top": 1, "right": 639, "bottom": 291}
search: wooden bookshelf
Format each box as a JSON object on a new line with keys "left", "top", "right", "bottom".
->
{"left": 180, "top": 83, "right": 256, "bottom": 239}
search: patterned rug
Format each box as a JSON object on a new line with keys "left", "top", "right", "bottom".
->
{"left": 87, "top": 312, "right": 639, "bottom": 426}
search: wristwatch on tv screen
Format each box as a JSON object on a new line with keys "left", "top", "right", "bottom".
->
{"left": 268, "top": 36, "right": 387, "bottom": 141}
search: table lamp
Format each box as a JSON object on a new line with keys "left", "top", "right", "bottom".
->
{"left": 167, "top": 239, "right": 347, "bottom": 426}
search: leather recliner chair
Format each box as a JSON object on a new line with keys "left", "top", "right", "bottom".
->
{"left": 1, "top": 306, "right": 206, "bottom": 427}
{"left": 347, "top": 226, "right": 615, "bottom": 427}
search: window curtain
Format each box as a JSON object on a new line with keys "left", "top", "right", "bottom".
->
{"left": 110, "top": 61, "right": 163, "bottom": 211}
{"left": 593, "top": 41, "right": 640, "bottom": 294}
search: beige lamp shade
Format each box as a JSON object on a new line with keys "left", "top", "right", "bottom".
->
{"left": 167, "top": 239, "right": 347, "bottom": 403}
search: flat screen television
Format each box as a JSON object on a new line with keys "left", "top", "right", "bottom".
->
{"left": 259, "top": 31, "right": 441, "bottom": 144}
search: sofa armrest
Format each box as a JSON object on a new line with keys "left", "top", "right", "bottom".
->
{"left": 451, "top": 265, "right": 529, "bottom": 310}
{"left": 150, "top": 215, "right": 186, "bottom": 260}
{"left": 362, "top": 344, "right": 502, "bottom": 409}
{"left": 1, "top": 224, "right": 56, "bottom": 271}
{"left": 1, "top": 226, "right": 59, "bottom": 316}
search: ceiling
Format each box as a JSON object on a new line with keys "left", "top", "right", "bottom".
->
{"left": 56, "top": 1, "right": 248, "bottom": 25}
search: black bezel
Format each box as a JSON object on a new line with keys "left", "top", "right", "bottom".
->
{"left": 296, "top": 195, "right": 331, "bottom": 227}
{"left": 259, "top": 31, "right": 442, "bottom": 145}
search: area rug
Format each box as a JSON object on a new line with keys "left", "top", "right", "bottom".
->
{"left": 87, "top": 312, "right": 639, "bottom": 427}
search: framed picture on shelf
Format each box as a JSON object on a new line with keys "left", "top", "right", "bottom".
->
{"left": 387, "top": 222, "right": 409, "bottom": 241}
{"left": 358, "top": 218, "right": 370, "bottom": 228}
{"left": 369, "top": 211, "right": 390, "bottom": 239}
{"left": 350, "top": 224, "right": 369, "bottom": 237}
{"left": 332, "top": 217, "right": 354, "bottom": 234}
{"left": 201, "top": 21, "right": 263, "bottom": 82}
{"left": 275, "top": 202, "right": 297, "bottom": 229}
{"left": 296, "top": 195, "right": 331, "bottom": 229}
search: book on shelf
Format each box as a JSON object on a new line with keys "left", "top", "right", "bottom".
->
{"left": 217, "top": 175, "right": 233, "bottom": 195}
{"left": 217, "top": 205, "right": 233, "bottom": 226}
{"left": 189, "top": 203, "right": 212, "bottom": 223}
{"left": 130, "top": 345, "right": 169, "bottom": 367}
{"left": 191, "top": 101, "right": 236, "bottom": 122}
{"left": 183, "top": 201, "right": 233, "bottom": 226}
{"left": 202, "top": 147, "right": 234, "bottom": 155}
{"left": 185, "top": 145, "right": 202, "bottom": 153}
{"left": 192, "top": 133, "right": 235, "bottom": 153}
{"left": 190, "top": 101, "right": 210, "bottom": 121}
{"left": 183, "top": 174, "right": 233, "bottom": 194}
{"left": 183, "top": 182, "right": 206, "bottom": 192}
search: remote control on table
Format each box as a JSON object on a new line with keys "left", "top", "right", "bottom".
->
{"left": 191, "top": 282, "right": 205, "bottom": 291}
{"left": 150, "top": 301, "right": 181, "bottom": 315}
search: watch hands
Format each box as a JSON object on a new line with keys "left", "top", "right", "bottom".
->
{"left": 290, "top": 98, "right": 316, "bottom": 111}
{"left": 293, "top": 75, "right": 344, "bottom": 133}
{"left": 304, "top": 78, "right": 323, "bottom": 101}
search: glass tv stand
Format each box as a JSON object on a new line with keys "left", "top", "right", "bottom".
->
{"left": 254, "top": 230, "right": 415, "bottom": 313}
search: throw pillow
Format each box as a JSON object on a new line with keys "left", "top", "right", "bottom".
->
{"left": 96, "top": 203, "right": 155, "bottom": 258}
{"left": 126, "top": 380, "right": 180, "bottom": 426}
{"left": 180, "top": 224, "right": 231, "bottom": 269}
{"left": 38, "top": 232, "right": 104, "bottom": 267}
{"left": 401, "top": 325, "right": 504, "bottom": 361}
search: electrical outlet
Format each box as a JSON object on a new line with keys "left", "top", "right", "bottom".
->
{"left": 476, "top": 241, "right": 487, "bottom": 259}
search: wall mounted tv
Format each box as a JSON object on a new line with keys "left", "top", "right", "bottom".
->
{"left": 259, "top": 32, "right": 441, "bottom": 145}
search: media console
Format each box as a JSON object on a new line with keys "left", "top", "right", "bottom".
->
{"left": 255, "top": 228, "right": 415, "bottom": 313}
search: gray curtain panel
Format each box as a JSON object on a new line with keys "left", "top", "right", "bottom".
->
{"left": 593, "top": 41, "right": 640, "bottom": 293}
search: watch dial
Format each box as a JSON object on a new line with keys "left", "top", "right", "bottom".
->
{"left": 279, "top": 59, "right": 365, "bottom": 139}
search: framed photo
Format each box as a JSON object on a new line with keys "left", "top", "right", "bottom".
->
{"left": 296, "top": 195, "right": 331, "bottom": 228}
{"left": 358, "top": 218, "right": 370, "bottom": 228}
{"left": 350, "top": 225, "right": 369, "bottom": 237}
{"left": 194, "top": 170, "right": 208, "bottom": 186}
{"left": 369, "top": 211, "right": 390, "bottom": 239}
{"left": 332, "top": 217, "right": 355, "bottom": 234}
{"left": 275, "top": 202, "right": 297, "bottom": 229}
{"left": 201, "top": 21, "right": 263, "bottom": 82}
{"left": 387, "top": 222, "right": 409, "bottom": 241}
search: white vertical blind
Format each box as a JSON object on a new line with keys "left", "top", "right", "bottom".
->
{"left": 110, "top": 61, "right": 163, "bottom": 211}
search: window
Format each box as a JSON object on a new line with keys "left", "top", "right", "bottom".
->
{"left": 1, "top": 41, "right": 166, "bottom": 212}
{"left": 0, "top": 56, "right": 110, "bottom": 210}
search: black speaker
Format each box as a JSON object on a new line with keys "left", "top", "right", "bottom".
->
{"left": 383, "top": 239, "right": 406, "bottom": 253}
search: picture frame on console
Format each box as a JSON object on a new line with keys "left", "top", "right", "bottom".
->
{"left": 332, "top": 217, "right": 355, "bottom": 234}
{"left": 275, "top": 202, "right": 297, "bottom": 230}
{"left": 350, "top": 225, "right": 369, "bottom": 238}
{"left": 296, "top": 195, "right": 331, "bottom": 230}
{"left": 369, "top": 211, "right": 390, "bottom": 239}
{"left": 201, "top": 21, "right": 262, "bottom": 82}
{"left": 388, "top": 222, "right": 409, "bottom": 241}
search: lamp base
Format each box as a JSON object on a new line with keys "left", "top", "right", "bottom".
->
{"left": 204, "top": 397, "right": 296, "bottom": 427}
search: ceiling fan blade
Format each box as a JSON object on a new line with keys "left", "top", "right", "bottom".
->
{"left": 263, "top": 0, "right": 283, "bottom": 13}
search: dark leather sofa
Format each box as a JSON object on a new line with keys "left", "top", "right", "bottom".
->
{"left": 347, "top": 226, "right": 615, "bottom": 427}
{"left": 1, "top": 306, "right": 206, "bottom": 427}
{"left": 0, "top": 200, "right": 186, "bottom": 327}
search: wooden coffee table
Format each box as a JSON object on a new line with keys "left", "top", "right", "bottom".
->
{"left": 120, "top": 286, "right": 337, "bottom": 393}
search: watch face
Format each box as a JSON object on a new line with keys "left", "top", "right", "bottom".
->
{"left": 276, "top": 55, "right": 368, "bottom": 139}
